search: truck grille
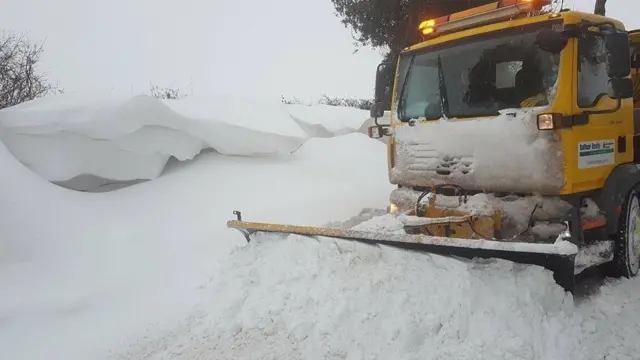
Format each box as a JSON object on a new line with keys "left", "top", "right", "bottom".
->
{"left": 400, "top": 143, "right": 473, "bottom": 176}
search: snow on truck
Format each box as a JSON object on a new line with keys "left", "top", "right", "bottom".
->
{"left": 228, "top": 0, "right": 640, "bottom": 292}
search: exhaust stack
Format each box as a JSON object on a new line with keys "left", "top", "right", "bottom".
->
{"left": 594, "top": 0, "right": 607, "bottom": 16}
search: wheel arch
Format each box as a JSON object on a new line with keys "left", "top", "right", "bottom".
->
{"left": 597, "top": 163, "right": 640, "bottom": 235}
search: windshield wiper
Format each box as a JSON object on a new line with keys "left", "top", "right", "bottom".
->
{"left": 436, "top": 54, "right": 450, "bottom": 119}
{"left": 398, "top": 56, "right": 415, "bottom": 121}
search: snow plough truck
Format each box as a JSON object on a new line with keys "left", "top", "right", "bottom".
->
{"left": 228, "top": 0, "right": 640, "bottom": 292}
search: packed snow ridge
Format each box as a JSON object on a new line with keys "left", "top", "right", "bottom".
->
{"left": 0, "top": 93, "right": 375, "bottom": 191}
{"left": 115, "top": 214, "right": 640, "bottom": 360}
{"left": 112, "top": 227, "right": 598, "bottom": 360}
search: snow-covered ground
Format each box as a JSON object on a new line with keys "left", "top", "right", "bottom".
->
{"left": 1, "top": 94, "right": 640, "bottom": 360}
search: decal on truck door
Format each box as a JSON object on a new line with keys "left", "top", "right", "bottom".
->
{"left": 578, "top": 139, "right": 615, "bottom": 169}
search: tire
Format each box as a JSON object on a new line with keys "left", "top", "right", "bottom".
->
{"left": 609, "top": 189, "right": 640, "bottom": 278}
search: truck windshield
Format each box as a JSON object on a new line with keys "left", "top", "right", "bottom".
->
{"left": 395, "top": 23, "right": 561, "bottom": 121}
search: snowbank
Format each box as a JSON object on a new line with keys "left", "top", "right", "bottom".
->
{"left": 0, "top": 94, "right": 377, "bottom": 191}
{"left": 287, "top": 103, "right": 370, "bottom": 138}
{"left": 0, "top": 93, "right": 308, "bottom": 191}
{"left": 0, "top": 135, "right": 226, "bottom": 360}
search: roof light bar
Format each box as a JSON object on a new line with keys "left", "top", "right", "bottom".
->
{"left": 418, "top": 0, "right": 551, "bottom": 36}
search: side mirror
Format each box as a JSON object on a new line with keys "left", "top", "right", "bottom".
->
{"left": 370, "top": 101, "right": 384, "bottom": 118}
{"left": 535, "top": 29, "right": 568, "bottom": 54}
{"left": 372, "top": 62, "right": 393, "bottom": 118}
{"left": 605, "top": 32, "right": 631, "bottom": 78}
{"left": 609, "top": 77, "right": 634, "bottom": 100}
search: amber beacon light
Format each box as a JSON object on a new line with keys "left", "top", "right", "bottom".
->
{"left": 418, "top": 0, "right": 552, "bottom": 36}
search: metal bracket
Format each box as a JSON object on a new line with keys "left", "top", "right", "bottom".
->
{"left": 237, "top": 228, "right": 254, "bottom": 243}
{"left": 231, "top": 210, "right": 254, "bottom": 243}
{"left": 567, "top": 197, "right": 584, "bottom": 246}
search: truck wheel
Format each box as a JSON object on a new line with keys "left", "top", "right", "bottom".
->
{"left": 610, "top": 190, "right": 640, "bottom": 278}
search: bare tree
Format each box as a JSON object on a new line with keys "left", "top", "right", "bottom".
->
{"left": 0, "top": 31, "right": 59, "bottom": 110}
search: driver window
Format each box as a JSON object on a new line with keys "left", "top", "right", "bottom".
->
{"left": 402, "top": 57, "right": 439, "bottom": 117}
{"left": 577, "top": 34, "right": 609, "bottom": 107}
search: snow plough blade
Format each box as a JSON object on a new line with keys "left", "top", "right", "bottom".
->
{"left": 227, "top": 211, "right": 579, "bottom": 292}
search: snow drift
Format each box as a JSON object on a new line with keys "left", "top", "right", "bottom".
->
{"left": 287, "top": 103, "right": 371, "bottom": 138}
{"left": 0, "top": 93, "right": 309, "bottom": 191}
{"left": 0, "top": 94, "right": 378, "bottom": 192}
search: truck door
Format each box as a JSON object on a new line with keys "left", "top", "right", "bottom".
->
{"left": 570, "top": 30, "right": 634, "bottom": 193}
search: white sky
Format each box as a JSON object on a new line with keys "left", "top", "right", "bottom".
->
{"left": 0, "top": 0, "right": 638, "bottom": 101}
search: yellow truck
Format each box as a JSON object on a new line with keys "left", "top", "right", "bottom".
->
{"left": 228, "top": 0, "right": 640, "bottom": 292}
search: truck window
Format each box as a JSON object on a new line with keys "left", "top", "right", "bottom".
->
{"left": 394, "top": 22, "right": 561, "bottom": 121}
{"left": 577, "top": 34, "right": 609, "bottom": 108}
{"left": 400, "top": 56, "right": 441, "bottom": 119}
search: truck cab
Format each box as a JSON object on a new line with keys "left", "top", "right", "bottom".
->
{"left": 369, "top": 0, "right": 635, "bottom": 209}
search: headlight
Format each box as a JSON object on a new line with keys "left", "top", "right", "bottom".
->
{"left": 388, "top": 203, "right": 398, "bottom": 215}
{"left": 537, "top": 113, "right": 562, "bottom": 130}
